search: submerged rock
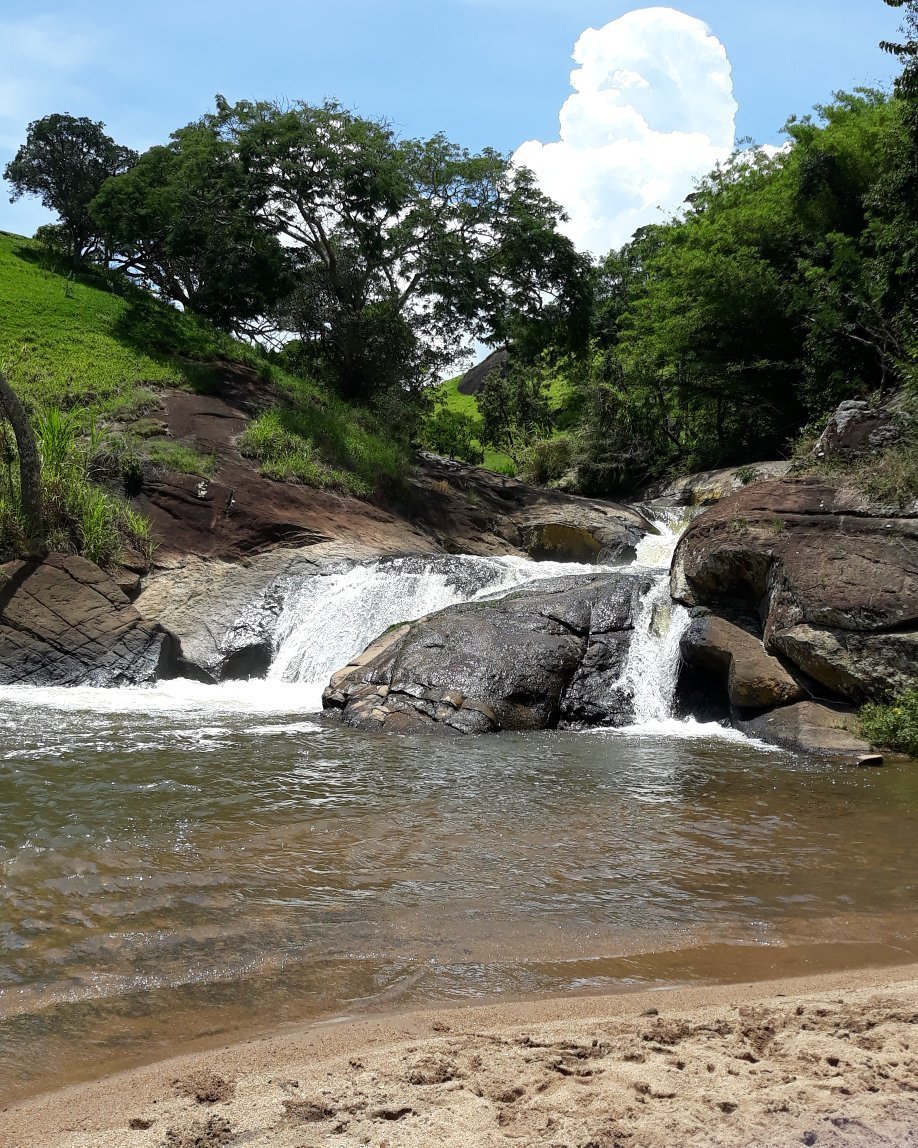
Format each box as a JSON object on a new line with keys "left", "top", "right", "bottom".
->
{"left": 0, "top": 554, "right": 177, "bottom": 687}
{"left": 323, "top": 573, "right": 651, "bottom": 734}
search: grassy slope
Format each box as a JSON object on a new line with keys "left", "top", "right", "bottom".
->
{"left": 432, "top": 371, "right": 579, "bottom": 476}
{"left": 432, "top": 375, "right": 515, "bottom": 473}
{"left": 0, "top": 232, "right": 403, "bottom": 497}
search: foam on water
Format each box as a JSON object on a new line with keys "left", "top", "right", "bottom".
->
{"left": 267, "top": 554, "right": 620, "bottom": 698}
{"left": 0, "top": 505, "right": 741, "bottom": 742}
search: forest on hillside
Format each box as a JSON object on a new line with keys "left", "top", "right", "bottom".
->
{"left": 2, "top": 0, "right": 916, "bottom": 511}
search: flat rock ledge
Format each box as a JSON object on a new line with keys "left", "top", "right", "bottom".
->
{"left": 323, "top": 572, "right": 651, "bottom": 734}
{"left": 0, "top": 554, "right": 177, "bottom": 687}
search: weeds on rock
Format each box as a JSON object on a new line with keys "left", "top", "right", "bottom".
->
{"left": 0, "top": 395, "right": 154, "bottom": 568}
{"left": 859, "top": 689, "right": 918, "bottom": 758}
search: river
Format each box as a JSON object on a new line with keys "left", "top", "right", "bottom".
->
{"left": 1, "top": 523, "right": 916, "bottom": 1103}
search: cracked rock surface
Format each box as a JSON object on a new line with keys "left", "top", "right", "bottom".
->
{"left": 0, "top": 554, "right": 177, "bottom": 687}
{"left": 323, "top": 572, "right": 651, "bottom": 734}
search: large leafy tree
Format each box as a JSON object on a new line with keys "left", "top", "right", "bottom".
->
{"left": 91, "top": 123, "right": 291, "bottom": 332}
{"left": 205, "top": 98, "right": 588, "bottom": 399}
{"left": 568, "top": 88, "right": 904, "bottom": 491}
{"left": 4, "top": 114, "right": 136, "bottom": 266}
{"left": 872, "top": 0, "right": 918, "bottom": 347}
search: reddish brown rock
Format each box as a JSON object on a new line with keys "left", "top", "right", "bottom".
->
{"left": 672, "top": 477, "right": 918, "bottom": 702}
{"left": 680, "top": 613, "right": 805, "bottom": 710}
{"left": 734, "top": 701, "right": 872, "bottom": 757}
{"left": 135, "top": 391, "right": 651, "bottom": 567}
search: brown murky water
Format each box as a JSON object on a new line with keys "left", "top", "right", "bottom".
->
{"left": 1, "top": 686, "right": 916, "bottom": 1103}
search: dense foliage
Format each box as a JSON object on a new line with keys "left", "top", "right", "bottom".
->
{"left": 79, "top": 98, "right": 584, "bottom": 413}
{"left": 428, "top": 2, "right": 918, "bottom": 495}
{"left": 4, "top": 114, "right": 136, "bottom": 267}
{"left": 859, "top": 689, "right": 918, "bottom": 757}
{"left": 540, "top": 83, "right": 918, "bottom": 494}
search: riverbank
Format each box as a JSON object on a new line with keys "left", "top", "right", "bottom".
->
{"left": 3, "top": 965, "right": 916, "bottom": 1147}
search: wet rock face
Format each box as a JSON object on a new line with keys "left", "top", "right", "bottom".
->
{"left": 0, "top": 554, "right": 177, "bottom": 687}
{"left": 323, "top": 573, "right": 651, "bottom": 735}
{"left": 680, "top": 612, "right": 805, "bottom": 710}
{"left": 672, "top": 477, "right": 918, "bottom": 705}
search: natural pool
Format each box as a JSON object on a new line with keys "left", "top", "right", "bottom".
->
{"left": 2, "top": 684, "right": 916, "bottom": 1103}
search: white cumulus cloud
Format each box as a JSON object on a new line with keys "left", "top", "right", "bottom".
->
{"left": 514, "top": 6, "right": 738, "bottom": 256}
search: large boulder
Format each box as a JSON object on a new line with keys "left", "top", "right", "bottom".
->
{"left": 323, "top": 573, "right": 651, "bottom": 734}
{"left": 643, "top": 462, "right": 791, "bottom": 507}
{"left": 0, "top": 554, "right": 177, "bottom": 687}
{"left": 813, "top": 399, "right": 901, "bottom": 460}
{"left": 672, "top": 477, "right": 918, "bottom": 704}
{"left": 680, "top": 611, "right": 805, "bottom": 710}
{"left": 734, "top": 701, "right": 872, "bottom": 757}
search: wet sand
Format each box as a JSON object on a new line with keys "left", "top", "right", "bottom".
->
{"left": 3, "top": 964, "right": 916, "bottom": 1148}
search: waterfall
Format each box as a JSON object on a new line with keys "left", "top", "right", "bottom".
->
{"left": 266, "top": 507, "right": 694, "bottom": 723}
{"left": 267, "top": 555, "right": 618, "bottom": 705}
{"left": 620, "top": 506, "right": 693, "bottom": 726}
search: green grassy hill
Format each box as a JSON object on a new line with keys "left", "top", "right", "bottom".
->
{"left": 0, "top": 232, "right": 404, "bottom": 498}
{"left": 431, "top": 369, "right": 579, "bottom": 476}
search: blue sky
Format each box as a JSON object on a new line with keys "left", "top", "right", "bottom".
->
{"left": 0, "top": 1, "right": 904, "bottom": 251}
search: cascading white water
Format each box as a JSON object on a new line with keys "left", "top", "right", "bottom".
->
{"left": 267, "top": 507, "right": 695, "bottom": 722}
{"left": 620, "top": 507, "right": 693, "bottom": 726}
{"left": 267, "top": 555, "right": 619, "bottom": 707}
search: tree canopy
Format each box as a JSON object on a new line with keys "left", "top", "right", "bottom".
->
{"left": 3, "top": 114, "right": 136, "bottom": 266}
{"left": 88, "top": 98, "right": 589, "bottom": 401}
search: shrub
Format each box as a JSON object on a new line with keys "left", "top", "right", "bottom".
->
{"left": 521, "top": 433, "right": 575, "bottom": 487}
{"left": 0, "top": 403, "right": 154, "bottom": 567}
{"left": 421, "top": 406, "right": 485, "bottom": 465}
{"left": 859, "top": 690, "right": 918, "bottom": 758}
{"left": 735, "top": 464, "right": 759, "bottom": 486}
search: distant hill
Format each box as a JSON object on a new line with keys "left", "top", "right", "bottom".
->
{"left": 457, "top": 348, "right": 508, "bottom": 395}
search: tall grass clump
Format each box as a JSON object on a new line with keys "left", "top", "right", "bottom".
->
{"left": 0, "top": 405, "right": 154, "bottom": 567}
{"left": 239, "top": 403, "right": 405, "bottom": 497}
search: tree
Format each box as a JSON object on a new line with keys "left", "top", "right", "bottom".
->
{"left": 91, "top": 122, "right": 292, "bottom": 332}
{"left": 477, "top": 358, "right": 553, "bottom": 465}
{"left": 873, "top": 1, "right": 918, "bottom": 349}
{"left": 206, "top": 97, "right": 588, "bottom": 400}
{"left": 0, "top": 371, "right": 42, "bottom": 541}
{"left": 4, "top": 114, "right": 136, "bottom": 266}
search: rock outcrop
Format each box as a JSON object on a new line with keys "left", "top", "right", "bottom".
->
{"left": 671, "top": 473, "right": 917, "bottom": 754}
{"left": 680, "top": 611, "right": 805, "bottom": 710}
{"left": 812, "top": 399, "right": 901, "bottom": 460}
{"left": 323, "top": 573, "right": 650, "bottom": 734}
{"left": 131, "top": 386, "right": 654, "bottom": 680}
{"left": 456, "top": 348, "right": 509, "bottom": 396}
{"left": 137, "top": 391, "right": 652, "bottom": 568}
{"left": 672, "top": 477, "right": 918, "bottom": 705}
{"left": 642, "top": 462, "right": 791, "bottom": 507}
{"left": 0, "top": 554, "right": 177, "bottom": 687}
{"left": 733, "top": 701, "right": 873, "bottom": 757}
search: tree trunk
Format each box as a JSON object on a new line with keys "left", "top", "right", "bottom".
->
{"left": 0, "top": 372, "right": 43, "bottom": 542}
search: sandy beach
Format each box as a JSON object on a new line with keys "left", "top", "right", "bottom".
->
{"left": 2, "top": 965, "right": 916, "bottom": 1148}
